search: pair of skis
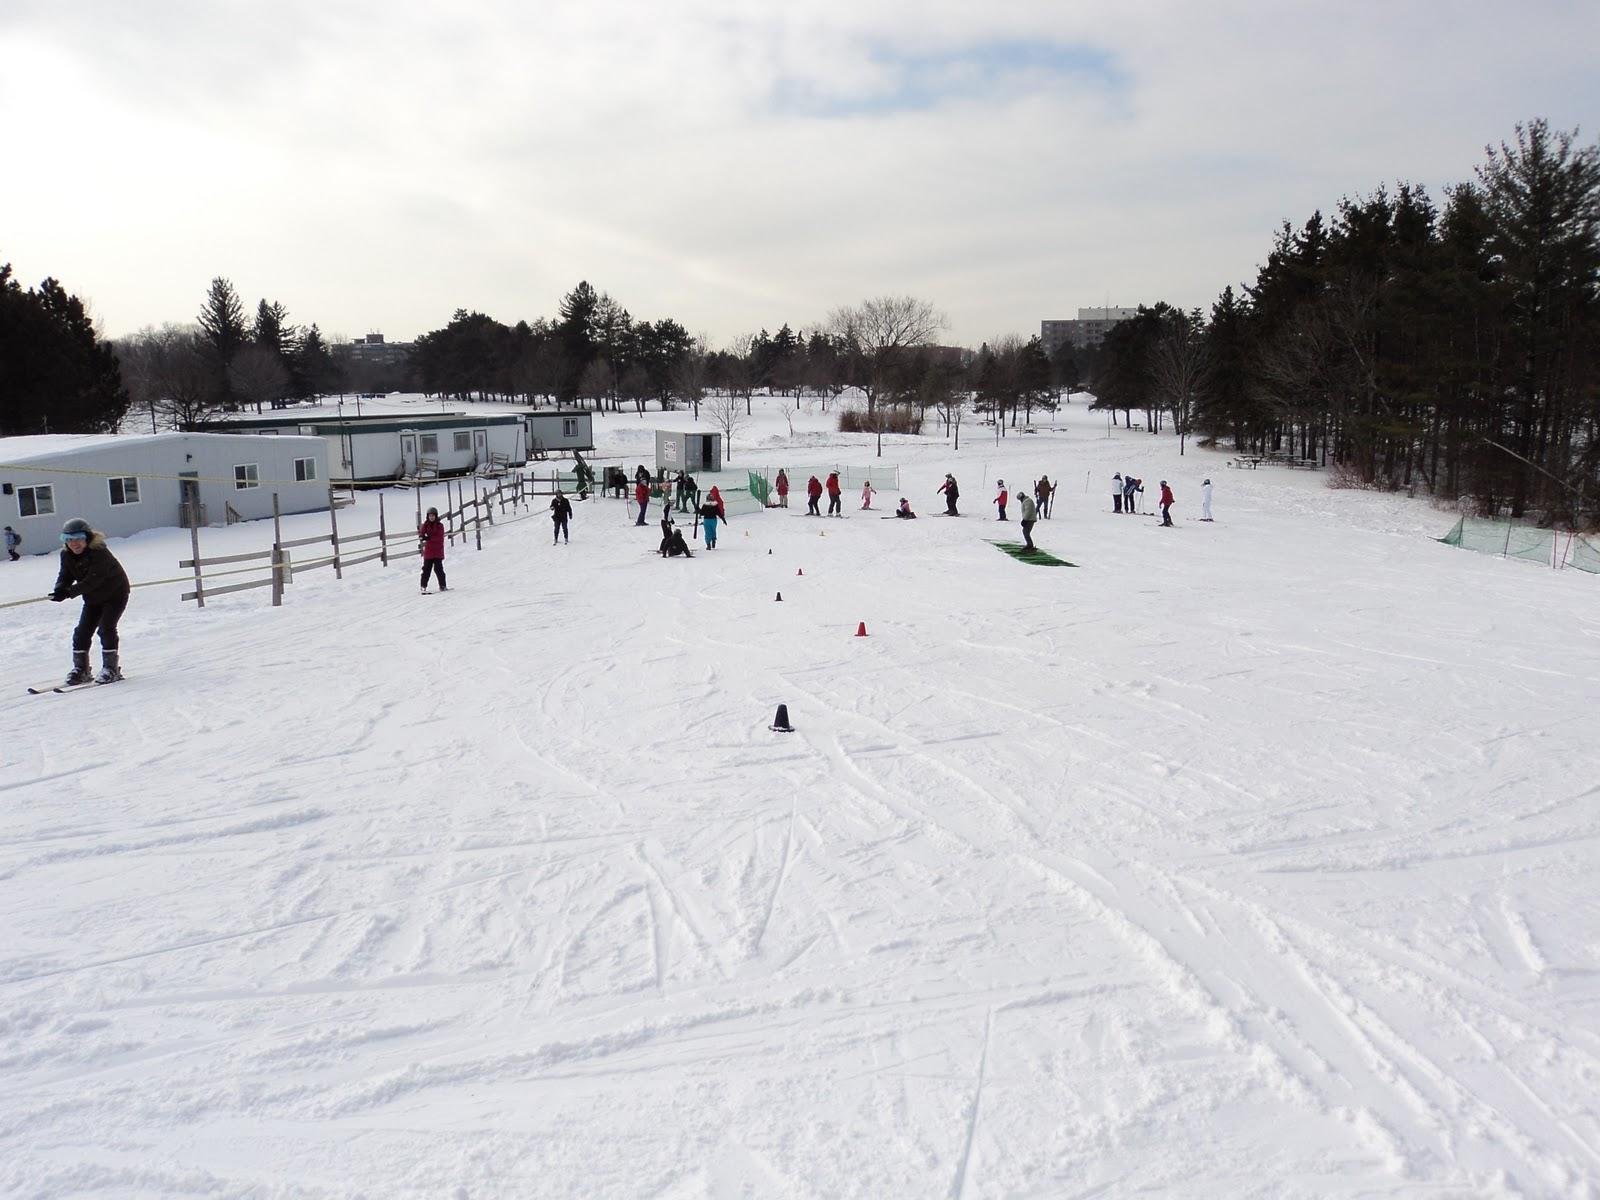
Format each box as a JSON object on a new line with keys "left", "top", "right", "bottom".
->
{"left": 27, "top": 677, "right": 124, "bottom": 695}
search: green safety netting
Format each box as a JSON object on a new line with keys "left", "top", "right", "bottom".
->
{"left": 1438, "top": 517, "right": 1557, "bottom": 565}
{"left": 748, "top": 465, "right": 902, "bottom": 493}
{"left": 1567, "top": 535, "right": 1600, "bottom": 574}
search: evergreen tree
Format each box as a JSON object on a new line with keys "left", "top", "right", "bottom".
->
{"left": 0, "top": 264, "right": 128, "bottom": 434}
{"left": 555, "top": 281, "right": 601, "bottom": 403}
{"left": 197, "top": 277, "right": 249, "bottom": 407}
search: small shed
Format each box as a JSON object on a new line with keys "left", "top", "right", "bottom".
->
{"left": 0, "top": 432, "right": 329, "bottom": 548}
{"left": 522, "top": 411, "right": 594, "bottom": 459}
{"left": 655, "top": 431, "right": 722, "bottom": 475}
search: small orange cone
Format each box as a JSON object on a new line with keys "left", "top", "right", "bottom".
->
{"left": 855, "top": 621, "right": 868, "bottom": 637}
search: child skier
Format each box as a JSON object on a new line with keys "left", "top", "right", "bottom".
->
{"left": 418, "top": 507, "right": 447, "bottom": 592}
{"left": 49, "top": 518, "right": 131, "bottom": 684}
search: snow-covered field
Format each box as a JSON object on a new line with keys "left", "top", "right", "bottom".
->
{"left": 4, "top": 396, "right": 1598, "bottom": 1199}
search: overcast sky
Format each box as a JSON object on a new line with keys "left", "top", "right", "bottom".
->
{"left": 3, "top": 1, "right": 1597, "bottom": 349}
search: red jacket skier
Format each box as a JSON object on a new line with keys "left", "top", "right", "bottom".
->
{"left": 417, "top": 508, "right": 447, "bottom": 592}
{"left": 824, "top": 471, "right": 842, "bottom": 516}
{"left": 1159, "top": 481, "right": 1175, "bottom": 527}
{"left": 806, "top": 475, "right": 823, "bottom": 515}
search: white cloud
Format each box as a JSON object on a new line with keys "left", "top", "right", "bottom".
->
{"left": 3, "top": 0, "right": 1597, "bottom": 347}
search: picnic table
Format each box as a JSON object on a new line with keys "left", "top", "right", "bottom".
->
{"left": 1229, "top": 456, "right": 1264, "bottom": 469}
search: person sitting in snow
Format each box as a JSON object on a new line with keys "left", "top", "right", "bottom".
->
{"left": 894, "top": 497, "right": 916, "bottom": 519}
{"left": 662, "top": 523, "right": 693, "bottom": 558}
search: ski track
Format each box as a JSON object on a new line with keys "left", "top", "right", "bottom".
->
{"left": 3, "top": 398, "right": 1598, "bottom": 1196}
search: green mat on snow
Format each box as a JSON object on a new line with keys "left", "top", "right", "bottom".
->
{"left": 990, "top": 541, "right": 1077, "bottom": 567}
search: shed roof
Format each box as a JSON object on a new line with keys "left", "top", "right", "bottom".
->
{"left": 1, "top": 431, "right": 323, "bottom": 468}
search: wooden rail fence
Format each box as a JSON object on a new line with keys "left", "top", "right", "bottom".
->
{"left": 180, "top": 472, "right": 583, "bottom": 607}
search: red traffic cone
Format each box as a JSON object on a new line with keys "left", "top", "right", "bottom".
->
{"left": 855, "top": 621, "right": 868, "bottom": 637}
{"left": 775, "top": 591, "right": 783, "bottom": 601}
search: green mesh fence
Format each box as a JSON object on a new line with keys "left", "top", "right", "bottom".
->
{"left": 748, "top": 465, "right": 901, "bottom": 492}
{"left": 747, "top": 472, "right": 770, "bottom": 506}
{"left": 1439, "top": 517, "right": 1556, "bottom": 565}
{"left": 1567, "top": 535, "right": 1600, "bottom": 574}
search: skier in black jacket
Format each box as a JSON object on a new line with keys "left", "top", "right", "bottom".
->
{"left": 49, "top": 519, "right": 131, "bottom": 684}
{"left": 550, "top": 491, "right": 573, "bottom": 544}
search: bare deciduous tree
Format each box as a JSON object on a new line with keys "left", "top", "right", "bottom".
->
{"left": 116, "top": 324, "right": 221, "bottom": 430}
{"left": 227, "top": 343, "right": 290, "bottom": 414}
{"left": 1150, "top": 309, "right": 1209, "bottom": 455}
{"left": 704, "top": 390, "right": 747, "bottom": 463}
{"left": 825, "top": 295, "right": 947, "bottom": 417}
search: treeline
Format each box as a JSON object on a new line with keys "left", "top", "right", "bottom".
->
{"left": 1092, "top": 120, "right": 1600, "bottom": 525}
{"left": 0, "top": 264, "right": 128, "bottom": 436}
{"left": 411, "top": 282, "right": 890, "bottom": 416}
{"left": 115, "top": 278, "right": 344, "bottom": 429}
{"left": 411, "top": 286, "right": 1072, "bottom": 442}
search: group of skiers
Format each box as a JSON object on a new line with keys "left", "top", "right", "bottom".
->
{"left": 29, "top": 457, "right": 1219, "bottom": 688}
{"left": 1112, "top": 473, "right": 1213, "bottom": 525}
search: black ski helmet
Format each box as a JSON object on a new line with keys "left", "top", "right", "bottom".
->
{"left": 61, "top": 518, "right": 92, "bottom": 539}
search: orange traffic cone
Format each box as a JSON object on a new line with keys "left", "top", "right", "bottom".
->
{"left": 855, "top": 621, "right": 868, "bottom": 637}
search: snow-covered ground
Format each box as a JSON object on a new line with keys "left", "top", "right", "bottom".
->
{"left": 4, "top": 396, "right": 1598, "bottom": 1199}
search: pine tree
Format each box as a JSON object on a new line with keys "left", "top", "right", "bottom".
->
{"left": 197, "top": 277, "right": 249, "bottom": 407}
{"left": 0, "top": 265, "right": 128, "bottom": 434}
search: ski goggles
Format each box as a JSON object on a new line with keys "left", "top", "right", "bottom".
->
{"left": 61, "top": 532, "right": 88, "bottom": 544}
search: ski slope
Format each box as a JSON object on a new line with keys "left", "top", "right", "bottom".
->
{"left": 4, "top": 397, "right": 1599, "bottom": 1198}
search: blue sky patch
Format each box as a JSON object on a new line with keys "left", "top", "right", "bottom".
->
{"left": 772, "top": 40, "right": 1123, "bottom": 118}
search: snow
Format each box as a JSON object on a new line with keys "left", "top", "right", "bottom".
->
{"left": 4, "top": 395, "right": 1599, "bottom": 1198}
{"left": 1, "top": 433, "right": 132, "bottom": 463}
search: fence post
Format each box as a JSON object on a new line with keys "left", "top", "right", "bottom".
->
{"left": 328, "top": 484, "right": 343, "bottom": 579}
{"left": 476, "top": 473, "right": 491, "bottom": 527}
{"left": 271, "top": 492, "right": 284, "bottom": 607}
{"left": 379, "top": 492, "right": 389, "bottom": 566}
{"left": 474, "top": 475, "right": 483, "bottom": 550}
{"left": 188, "top": 520, "right": 205, "bottom": 608}
{"left": 1503, "top": 518, "right": 1513, "bottom": 558}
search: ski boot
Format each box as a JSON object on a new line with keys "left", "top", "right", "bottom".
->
{"left": 64, "top": 651, "right": 93, "bottom": 687}
{"left": 96, "top": 650, "right": 124, "bottom": 685}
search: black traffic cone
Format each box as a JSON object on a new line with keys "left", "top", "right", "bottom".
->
{"left": 775, "top": 591, "right": 783, "bottom": 601}
{"left": 770, "top": 704, "right": 794, "bottom": 732}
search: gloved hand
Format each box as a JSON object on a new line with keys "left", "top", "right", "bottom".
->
{"left": 49, "top": 592, "right": 67, "bottom": 602}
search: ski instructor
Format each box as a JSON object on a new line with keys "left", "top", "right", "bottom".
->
{"left": 49, "top": 518, "right": 130, "bottom": 686}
